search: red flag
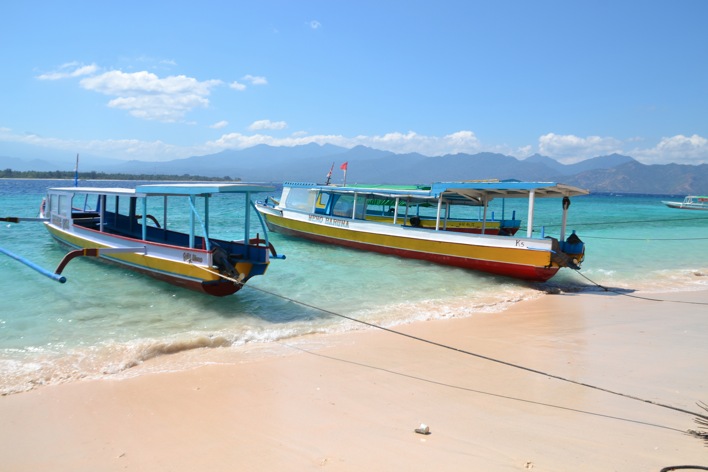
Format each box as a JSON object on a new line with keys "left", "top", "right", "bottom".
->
{"left": 340, "top": 162, "right": 348, "bottom": 171}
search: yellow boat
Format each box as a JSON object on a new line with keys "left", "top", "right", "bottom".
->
{"left": 9, "top": 183, "right": 284, "bottom": 296}
{"left": 257, "top": 181, "right": 587, "bottom": 282}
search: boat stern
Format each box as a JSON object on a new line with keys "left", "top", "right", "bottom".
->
{"left": 551, "top": 231, "right": 585, "bottom": 270}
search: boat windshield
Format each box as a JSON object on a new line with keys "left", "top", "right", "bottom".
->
{"left": 331, "top": 194, "right": 366, "bottom": 219}
{"left": 284, "top": 187, "right": 316, "bottom": 211}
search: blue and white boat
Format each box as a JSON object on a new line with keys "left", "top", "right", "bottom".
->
{"left": 4, "top": 183, "right": 283, "bottom": 296}
{"left": 662, "top": 195, "right": 708, "bottom": 211}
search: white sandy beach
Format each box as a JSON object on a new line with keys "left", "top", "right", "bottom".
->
{"left": 1, "top": 289, "right": 706, "bottom": 471}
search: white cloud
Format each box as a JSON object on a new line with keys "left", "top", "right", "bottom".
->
{"left": 248, "top": 119, "right": 287, "bottom": 131}
{"left": 242, "top": 74, "right": 268, "bottom": 85}
{"left": 203, "top": 130, "right": 481, "bottom": 156}
{"left": 2, "top": 125, "right": 707, "bottom": 165}
{"left": 349, "top": 130, "right": 481, "bottom": 155}
{"left": 229, "top": 81, "right": 246, "bottom": 91}
{"left": 0, "top": 127, "right": 183, "bottom": 160}
{"left": 310, "top": 20, "right": 321, "bottom": 29}
{"left": 79, "top": 70, "right": 222, "bottom": 122}
{"left": 210, "top": 120, "right": 229, "bottom": 129}
{"left": 81, "top": 71, "right": 220, "bottom": 95}
{"left": 516, "top": 145, "right": 534, "bottom": 157}
{"left": 36, "top": 62, "right": 99, "bottom": 80}
{"left": 538, "top": 133, "right": 623, "bottom": 163}
{"left": 631, "top": 134, "right": 708, "bottom": 165}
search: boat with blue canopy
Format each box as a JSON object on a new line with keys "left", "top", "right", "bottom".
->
{"left": 3, "top": 183, "right": 283, "bottom": 296}
{"left": 256, "top": 180, "right": 588, "bottom": 282}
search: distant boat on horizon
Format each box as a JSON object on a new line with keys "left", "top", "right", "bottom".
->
{"left": 662, "top": 195, "right": 708, "bottom": 211}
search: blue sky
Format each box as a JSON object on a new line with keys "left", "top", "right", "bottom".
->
{"left": 1, "top": 1, "right": 707, "bottom": 165}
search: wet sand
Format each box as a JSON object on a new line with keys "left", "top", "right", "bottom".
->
{"left": 1, "top": 289, "right": 706, "bottom": 471}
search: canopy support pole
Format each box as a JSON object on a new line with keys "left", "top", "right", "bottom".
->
{"left": 526, "top": 189, "right": 536, "bottom": 238}
{"left": 560, "top": 196, "right": 570, "bottom": 241}
{"left": 393, "top": 198, "right": 400, "bottom": 225}
{"left": 435, "top": 196, "right": 443, "bottom": 230}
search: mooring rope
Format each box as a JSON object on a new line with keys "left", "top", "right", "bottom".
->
{"left": 537, "top": 215, "right": 708, "bottom": 229}
{"left": 244, "top": 282, "right": 708, "bottom": 423}
{"left": 581, "top": 236, "right": 708, "bottom": 241}
{"left": 574, "top": 270, "right": 708, "bottom": 306}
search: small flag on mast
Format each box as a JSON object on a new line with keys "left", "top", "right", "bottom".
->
{"left": 340, "top": 161, "right": 348, "bottom": 186}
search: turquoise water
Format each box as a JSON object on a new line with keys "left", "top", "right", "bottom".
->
{"left": 2, "top": 179, "right": 707, "bottom": 394}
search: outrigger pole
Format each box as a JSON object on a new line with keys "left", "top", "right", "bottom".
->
{"left": 0, "top": 246, "right": 67, "bottom": 283}
{"left": 54, "top": 247, "right": 147, "bottom": 275}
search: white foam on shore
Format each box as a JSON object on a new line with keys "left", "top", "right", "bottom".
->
{"left": 3, "top": 264, "right": 707, "bottom": 396}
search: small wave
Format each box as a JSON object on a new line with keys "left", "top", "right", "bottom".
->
{"left": 0, "top": 321, "right": 349, "bottom": 395}
{"left": 100, "top": 335, "right": 234, "bottom": 374}
{"left": 341, "top": 286, "right": 544, "bottom": 330}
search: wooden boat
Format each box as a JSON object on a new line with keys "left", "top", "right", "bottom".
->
{"left": 662, "top": 195, "right": 708, "bottom": 211}
{"left": 256, "top": 181, "right": 588, "bottom": 282}
{"left": 359, "top": 184, "right": 521, "bottom": 235}
{"left": 23, "top": 183, "right": 282, "bottom": 296}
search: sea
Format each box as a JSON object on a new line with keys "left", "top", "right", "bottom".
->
{"left": 1, "top": 178, "right": 707, "bottom": 395}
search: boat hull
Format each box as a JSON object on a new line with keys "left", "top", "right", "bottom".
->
{"left": 260, "top": 209, "right": 560, "bottom": 282}
{"left": 44, "top": 224, "right": 249, "bottom": 296}
{"left": 663, "top": 201, "right": 708, "bottom": 211}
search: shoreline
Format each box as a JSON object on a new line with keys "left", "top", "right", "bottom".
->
{"left": 1, "top": 289, "right": 706, "bottom": 470}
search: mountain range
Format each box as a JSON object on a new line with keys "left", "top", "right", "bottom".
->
{"left": 2, "top": 143, "right": 707, "bottom": 195}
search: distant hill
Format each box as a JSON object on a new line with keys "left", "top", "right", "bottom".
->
{"left": 563, "top": 161, "right": 708, "bottom": 194}
{"left": 1, "top": 145, "right": 706, "bottom": 195}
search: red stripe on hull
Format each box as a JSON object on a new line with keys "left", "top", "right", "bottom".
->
{"left": 139, "top": 267, "right": 241, "bottom": 296}
{"left": 270, "top": 224, "right": 558, "bottom": 282}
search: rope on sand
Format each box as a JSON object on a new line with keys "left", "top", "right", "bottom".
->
{"left": 574, "top": 270, "right": 708, "bottom": 306}
{"left": 660, "top": 467, "right": 708, "bottom": 471}
{"left": 244, "top": 283, "right": 708, "bottom": 431}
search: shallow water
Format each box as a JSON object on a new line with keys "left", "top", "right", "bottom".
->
{"left": 1, "top": 179, "right": 707, "bottom": 394}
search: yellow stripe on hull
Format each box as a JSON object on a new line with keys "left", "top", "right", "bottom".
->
{"left": 45, "top": 225, "right": 221, "bottom": 283}
{"left": 265, "top": 213, "right": 553, "bottom": 269}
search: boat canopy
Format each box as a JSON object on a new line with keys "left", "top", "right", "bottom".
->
{"left": 48, "top": 183, "right": 275, "bottom": 252}
{"left": 429, "top": 181, "right": 589, "bottom": 204}
{"left": 49, "top": 183, "right": 274, "bottom": 198}
{"left": 285, "top": 180, "right": 588, "bottom": 206}
{"left": 135, "top": 183, "right": 274, "bottom": 196}
{"left": 49, "top": 187, "right": 137, "bottom": 197}
{"left": 282, "top": 180, "right": 589, "bottom": 239}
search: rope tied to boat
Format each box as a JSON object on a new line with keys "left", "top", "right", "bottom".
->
{"left": 239, "top": 282, "right": 708, "bottom": 442}
{"left": 575, "top": 270, "right": 708, "bottom": 306}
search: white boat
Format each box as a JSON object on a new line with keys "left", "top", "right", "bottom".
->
{"left": 662, "top": 195, "right": 708, "bottom": 211}
{"left": 256, "top": 180, "right": 589, "bottom": 282}
{"left": 3, "top": 183, "right": 283, "bottom": 296}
